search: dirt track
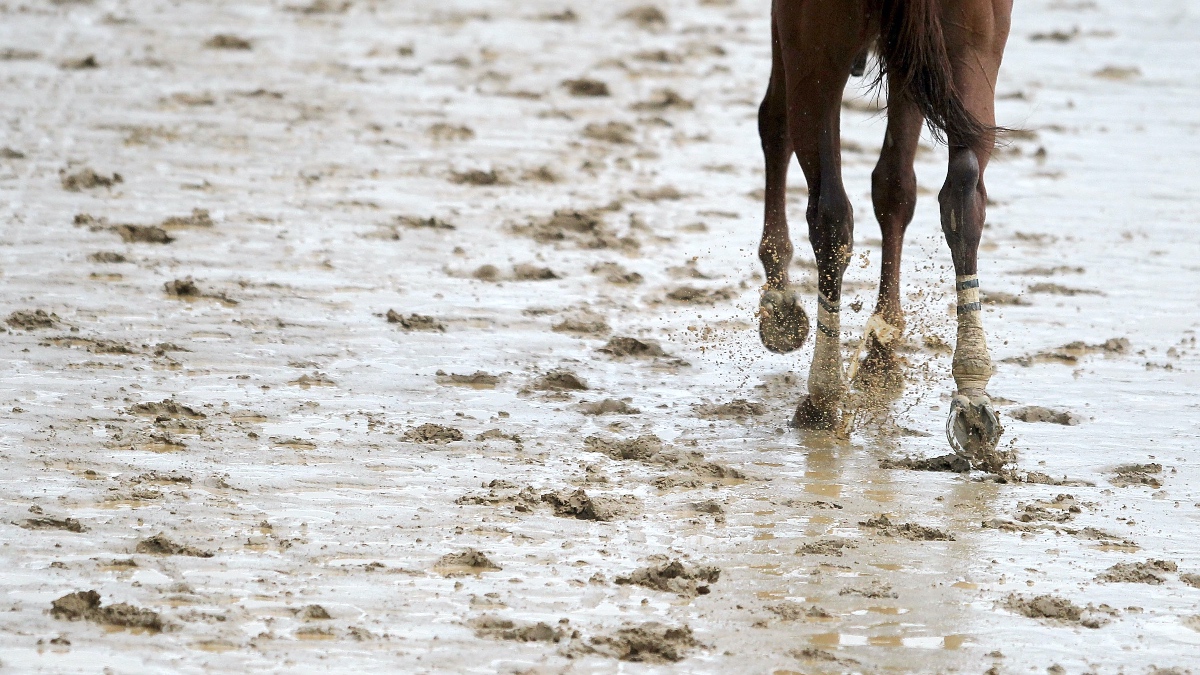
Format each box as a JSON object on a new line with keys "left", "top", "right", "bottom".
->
{"left": 1, "top": 1, "right": 1199, "bottom": 672}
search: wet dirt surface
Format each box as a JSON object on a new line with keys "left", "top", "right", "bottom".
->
{"left": 1, "top": 0, "right": 1199, "bottom": 673}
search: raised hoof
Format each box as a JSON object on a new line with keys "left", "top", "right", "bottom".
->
{"left": 758, "top": 288, "right": 810, "bottom": 354}
{"left": 946, "top": 393, "right": 1007, "bottom": 473}
{"left": 853, "top": 338, "right": 905, "bottom": 395}
{"left": 789, "top": 395, "right": 841, "bottom": 431}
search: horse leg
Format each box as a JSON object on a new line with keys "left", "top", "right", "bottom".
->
{"left": 775, "top": 9, "right": 865, "bottom": 430}
{"left": 941, "top": 7, "right": 1011, "bottom": 470}
{"left": 757, "top": 17, "right": 809, "bottom": 354}
{"left": 855, "top": 91, "right": 923, "bottom": 392}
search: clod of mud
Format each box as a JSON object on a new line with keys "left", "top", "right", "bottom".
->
{"left": 435, "top": 549, "right": 501, "bottom": 573}
{"left": 160, "top": 208, "right": 214, "bottom": 229}
{"left": 1016, "top": 495, "right": 1082, "bottom": 523}
{"left": 584, "top": 434, "right": 745, "bottom": 484}
{"left": 621, "top": 5, "right": 668, "bottom": 29}
{"left": 859, "top": 515, "right": 955, "bottom": 541}
{"left": 471, "top": 264, "right": 501, "bottom": 281}
{"left": 1014, "top": 471, "right": 1096, "bottom": 487}
{"left": 585, "top": 622, "right": 698, "bottom": 663}
{"left": 135, "top": 533, "right": 213, "bottom": 558}
{"left": 839, "top": 580, "right": 897, "bottom": 599}
{"left": 562, "top": 78, "right": 609, "bottom": 97}
{"left": 436, "top": 370, "right": 499, "bottom": 388}
{"left": 60, "top": 168, "right": 122, "bottom": 191}
{"left": 456, "top": 482, "right": 541, "bottom": 512}
{"left": 450, "top": 168, "right": 505, "bottom": 186}
{"left": 541, "top": 488, "right": 633, "bottom": 521}
{"left": 1009, "top": 405, "right": 1082, "bottom": 425}
{"left": 1110, "top": 463, "right": 1163, "bottom": 488}
{"left": 129, "top": 399, "right": 206, "bottom": 419}
{"left": 632, "top": 89, "right": 693, "bottom": 111}
{"left": 665, "top": 286, "right": 733, "bottom": 304}
{"left": 981, "top": 290, "right": 1031, "bottom": 306}
{"left": 795, "top": 539, "right": 857, "bottom": 556}
{"left": 530, "top": 369, "right": 588, "bottom": 391}
{"left": 386, "top": 311, "right": 445, "bottom": 331}
{"left": 511, "top": 263, "right": 559, "bottom": 280}
{"left": 790, "top": 647, "right": 860, "bottom": 666}
{"left": 583, "top": 121, "right": 635, "bottom": 144}
{"left": 514, "top": 208, "right": 638, "bottom": 250}
{"left": 298, "top": 604, "right": 331, "bottom": 620}
{"left": 591, "top": 262, "right": 644, "bottom": 285}
{"left": 289, "top": 372, "right": 335, "bottom": 388}
{"left": 1095, "top": 560, "right": 1177, "bottom": 585}
{"left": 552, "top": 314, "right": 611, "bottom": 335}
{"left": 880, "top": 454, "right": 971, "bottom": 473}
{"left": 426, "top": 123, "right": 475, "bottom": 141}
{"left": 579, "top": 398, "right": 640, "bottom": 415}
{"left": 1181, "top": 573, "right": 1200, "bottom": 588}
{"left": 60, "top": 55, "right": 100, "bottom": 70}
{"left": 1005, "top": 337, "right": 1130, "bottom": 366}
{"left": 1028, "top": 282, "right": 1103, "bottom": 296}
{"left": 6, "top": 309, "right": 60, "bottom": 330}
{"left": 50, "top": 591, "right": 164, "bottom": 632}
{"left": 476, "top": 429, "right": 522, "bottom": 443}
{"left": 205, "top": 34, "right": 252, "bottom": 50}
{"left": 768, "top": 603, "right": 833, "bottom": 621}
{"left": 1005, "top": 594, "right": 1113, "bottom": 628}
{"left": 89, "top": 251, "right": 127, "bottom": 263}
{"left": 469, "top": 615, "right": 571, "bottom": 642}
{"left": 396, "top": 215, "right": 455, "bottom": 230}
{"left": 693, "top": 399, "right": 766, "bottom": 420}
{"left": 17, "top": 517, "right": 86, "bottom": 533}
{"left": 615, "top": 558, "right": 720, "bottom": 597}
{"left": 114, "top": 224, "right": 173, "bottom": 244}
{"left": 404, "top": 423, "right": 464, "bottom": 444}
{"left": 164, "top": 278, "right": 201, "bottom": 297}
{"left": 598, "top": 336, "right": 665, "bottom": 358}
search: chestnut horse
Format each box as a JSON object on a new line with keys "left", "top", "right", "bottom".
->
{"left": 755, "top": 0, "right": 1012, "bottom": 469}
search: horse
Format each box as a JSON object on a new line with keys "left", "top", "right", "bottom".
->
{"left": 754, "top": 0, "right": 1013, "bottom": 470}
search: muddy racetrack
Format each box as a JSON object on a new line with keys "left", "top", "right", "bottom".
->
{"left": 2, "top": 1, "right": 1199, "bottom": 672}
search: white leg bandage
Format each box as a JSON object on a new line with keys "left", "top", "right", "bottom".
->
{"left": 952, "top": 275, "right": 993, "bottom": 394}
{"left": 808, "top": 293, "right": 845, "bottom": 404}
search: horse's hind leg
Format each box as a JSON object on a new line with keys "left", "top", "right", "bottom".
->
{"left": 941, "top": 7, "right": 1011, "bottom": 470}
{"left": 774, "top": 8, "right": 867, "bottom": 429}
{"left": 856, "top": 90, "right": 923, "bottom": 392}
{"left": 757, "top": 17, "right": 809, "bottom": 354}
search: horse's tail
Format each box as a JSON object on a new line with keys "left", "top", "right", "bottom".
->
{"left": 877, "top": 0, "right": 993, "bottom": 148}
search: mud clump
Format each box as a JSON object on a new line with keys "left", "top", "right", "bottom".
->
{"left": 128, "top": 399, "right": 205, "bottom": 419}
{"left": 160, "top": 208, "right": 214, "bottom": 229}
{"left": 860, "top": 515, "right": 954, "bottom": 541}
{"left": 450, "top": 169, "right": 504, "bottom": 186}
{"left": 583, "top": 121, "right": 635, "bottom": 144}
{"left": 206, "top": 34, "right": 252, "bottom": 50}
{"left": 665, "top": 286, "right": 734, "bottom": 304}
{"left": 880, "top": 454, "right": 971, "bottom": 473}
{"left": 404, "top": 423, "right": 464, "bottom": 444}
{"left": 632, "top": 88, "right": 693, "bottom": 111}
{"left": 470, "top": 615, "right": 571, "bottom": 642}
{"left": 591, "top": 262, "right": 644, "bottom": 285}
{"left": 386, "top": 310, "right": 445, "bottom": 331}
{"left": 1005, "top": 337, "right": 1130, "bottom": 367}
{"left": 584, "top": 434, "right": 745, "bottom": 484}
{"left": 135, "top": 534, "right": 213, "bottom": 558}
{"left": 164, "top": 278, "right": 201, "bottom": 297}
{"left": 512, "top": 263, "right": 559, "bottom": 280}
{"left": 1006, "top": 594, "right": 1112, "bottom": 628}
{"left": 89, "top": 252, "right": 127, "bottom": 263}
{"left": 396, "top": 215, "right": 455, "bottom": 230}
{"left": 1095, "top": 560, "right": 1177, "bottom": 585}
{"left": 541, "top": 488, "right": 630, "bottom": 521}
{"left": 1009, "top": 405, "right": 1082, "bottom": 425}
{"left": 552, "top": 316, "right": 610, "bottom": 335}
{"left": 585, "top": 434, "right": 663, "bottom": 462}
{"left": 621, "top": 5, "right": 668, "bottom": 29}
{"left": 598, "top": 336, "right": 665, "bottom": 358}
{"left": 795, "top": 539, "right": 857, "bottom": 556}
{"left": 456, "top": 481, "right": 540, "bottom": 512}
{"left": 61, "top": 168, "right": 122, "bottom": 191}
{"left": 435, "top": 549, "right": 501, "bottom": 573}
{"left": 436, "top": 370, "right": 499, "bottom": 388}
{"left": 114, "top": 224, "right": 173, "bottom": 244}
{"left": 838, "top": 580, "right": 897, "bottom": 599}
{"left": 694, "top": 399, "right": 766, "bottom": 420}
{"left": 1110, "top": 463, "right": 1163, "bottom": 488}
{"left": 1181, "top": 573, "right": 1200, "bottom": 588}
{"left": 426, "top": 123, "right": 475, "bottom": 141}
{"left": 768, "top": 603, "right": 833, "bottom": 621}
{"left": 515, "top": 209, "right": 637, "bottom": 251}
{"left": 615, "top": 558, "right": 720, "bottom": 597}
{"left": 17, "top": 517, "right": 86, "bottom": 533}
{"left": 579, "top": 398, "right": 640, "bottom": 415}
{"left": 530, "top": 369, "right": 588, "bottom": 391}
{"left": 562, "top": 78, "right": 609, "bottom": 97}
{"left": 50, "top": 591, "right": 164, "bottom": 632}
{"left": 790, "top": 647, "right": 860, "bottom": 666}
{"left": 587, "top": 623, "right": 698, "bottom": 663}
{"left": 7, "top": 309, "right": 60, "bottom": 330}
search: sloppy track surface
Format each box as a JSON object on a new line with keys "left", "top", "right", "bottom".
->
{"left": 1, "top": 1, "right": 1199, "bottom": 672}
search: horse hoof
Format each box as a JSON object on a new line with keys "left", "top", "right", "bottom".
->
{"left": 759, "top": 288, "right": 809, "bottom": 354}
{"left": 789, "top": 395, "right": 840, "bottom": 431}
{"left": 946, "top": 393, "right": 1007, "bottom": 473}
